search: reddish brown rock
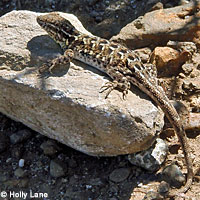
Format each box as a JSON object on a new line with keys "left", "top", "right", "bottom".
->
{"left": 111, "top": 2, "right": 200, "bottom": 49}
{"left": 150, "top": 47, "right": 189, "bottom": 76}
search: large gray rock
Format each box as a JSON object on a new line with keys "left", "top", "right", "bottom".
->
{"left": 0, "top": 11, "right": 164, "bottom": 156}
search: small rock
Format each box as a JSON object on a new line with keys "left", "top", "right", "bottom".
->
{"left": 14, "top": 168, "right": 26, "bottom": 178}
{"left": 183, "top": 77, "right": 200, "bottom": 91}
{"left": 182, "top": 63, "right": 193, "bottom": 75}
{"left": 162, "top": 164, "right": 185, "bottom": 188}
{"left": 128, "top": 138, "right": 168, "bottom": 172}
{"left": 157, "top": 181, "right": 170, "bottom": 195}
{"left": 10, "top": 129, "right": 32, "bottom": 144}
{"left": 108, "top": 184, "right": 119, "bottom": 194}
{"left": 150, "top": 2, "right": 163, "bottom": 11}
{"left": 186, "top": 112, "right": 200, "bottom": 130}
{"left": 89, "top": 178, "right": 104, "bottom": 186}
{"left": 40, "top": 140, "right": 61, "bottom": 156}
{"left": 142, "top": 191, "right": 162, "bottom": 200}
{"left": 150, "top": 47, "right": 188, "bottom": 76}
{"left": 179, "top": 0, "right": 190, "bottom": 5}
{"left": 167, "top": 41, "right": 197, "bottom": 56}
{"left": 6, "top": 157, "right": 12, "bottom": 163}
{"left": 90, "top": 10, "right": 99, "bottom": 18}
{"left": 109, "top": 168, "right": 130, "bottom": 183}
{"left": 19, "top": 159, "right": 25, "bottom": 168}
{"left": 50, "top": 159, "right": 67, "bottom": 178}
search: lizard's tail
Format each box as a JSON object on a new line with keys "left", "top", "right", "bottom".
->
{"left": 167, "top": 124, "right": 193, "bottom": 197}
{"left": 154, "top": 95, "right": 193, "bottom": 197}
{"left": 138, "top": 81, "right": 194, "bottom": 197}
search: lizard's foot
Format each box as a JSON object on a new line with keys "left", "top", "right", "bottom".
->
{"left": 100, "top": 81, "right": 118, "bottom": 98}
{"left": 38, "top": 49, "right": 74, "bottom": 75}
{"left": 100, "top": 80, "right": 130, "bottom": 99}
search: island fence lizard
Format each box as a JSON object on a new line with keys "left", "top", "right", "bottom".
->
{"left": 37, "top": 12, "right": 194, "bottom": 197}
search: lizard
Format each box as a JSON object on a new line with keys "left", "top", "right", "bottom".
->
{"left": 36, "top": 12, "right": 194, "bottom": 198}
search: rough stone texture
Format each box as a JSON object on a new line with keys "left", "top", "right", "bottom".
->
{"left": 128, "top": 138, "right": 168, "bottom": 172}
{"left": 0, "top": 11, "right": 164, "bottom": 156}
{"left": 109, "top": 168, "right": 130, "bottom": 183}
{"left": 150, "top": 47, "right": 189, "bottom": 76}
{"left": 186, "top": 113, "right": 200, "bottom": 130}
{"left": 162, "top": 164, "right": 185, "bottom": 188}
{"left": 111, "top": 2, "right": 200, "bottom": 49}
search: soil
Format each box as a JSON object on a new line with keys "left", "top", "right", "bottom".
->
{"left": 0, "top": 0, "right": 200, "bottom": 200}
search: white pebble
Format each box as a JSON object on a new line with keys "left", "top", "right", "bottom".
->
{"left": 19, "top": 159, "right": 25, "bottom": 168}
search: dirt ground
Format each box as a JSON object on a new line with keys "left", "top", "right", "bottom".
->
{"left": 0, "top": 0, "right": 200, "bottom": 200}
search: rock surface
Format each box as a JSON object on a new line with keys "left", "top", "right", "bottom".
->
{"left": 109, "top": 168, "right": 131, "bottom": 183}
{"left": 0, "top": 11, "right": 164, "bottom": 156}
{"left": 162, "top": 164, "right": 185, "bottom": 188}
{"left": 128, "top": 138, "right": 168, "bottom": 172}
{"left": 150, "top": 46, "right": 190, "bottom": 76}
{"left": 111, "top": 2, "right": 200, "bottom": 49}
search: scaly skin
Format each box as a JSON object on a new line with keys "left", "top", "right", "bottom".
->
{"left": 37, "top": 12, "right": 194, "bottom": 198}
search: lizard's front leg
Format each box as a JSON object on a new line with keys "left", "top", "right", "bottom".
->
{"left": 38, "top": 49, "right": 74, "bottom": 74}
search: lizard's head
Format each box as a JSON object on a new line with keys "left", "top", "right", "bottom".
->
{"left": 37, "top": 13, "right": 79, "bottom": 45}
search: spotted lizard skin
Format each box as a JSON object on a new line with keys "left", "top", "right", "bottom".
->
{"left": 37, "top": 12, "right": 193, "bottom": 197}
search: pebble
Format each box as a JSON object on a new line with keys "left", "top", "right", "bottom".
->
{"left": 50, "top": 159, "right": 67, "bottom": 178}
{"left": 40, "top": 140, "right": 61, "bottom": 156}
{"left": 128, "top": 138, "right": 168, "bottom": 172}
{"left": 162, "top": 163, "right": 185, "bottom": 188}
{"left": 150, "top": 2, "right": 163, "bottom": 11}
{"left": 179, "top": 0, "right": 190, "bottom": 5}
{"left": 90, "top": 10, "right": 99, "bottom": 18}
{"left": 157, "top": 181, "right": 170, "bottom": 195}
{"left": 89, "top": 178, "right": 104, "bottom": 186}
{"left": 182, "top": 63, "right": 193, "bottom": 74}
{"left": 109, "top": 168, "right": 130, "bottom": 183}
{"left": 108, "top": 184, "right": 119, "bottom": 194}
{"left": 19, "top": 159, "right": 25, "bottom": 167}
{"left": 142, "top": 191, "right": 162, "bottom": 200}
{"left": 10, "top": 129, "right": 32, "bottom": 144}
{"left": 14, "top": 168, "right": 26, "bottom": 178}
